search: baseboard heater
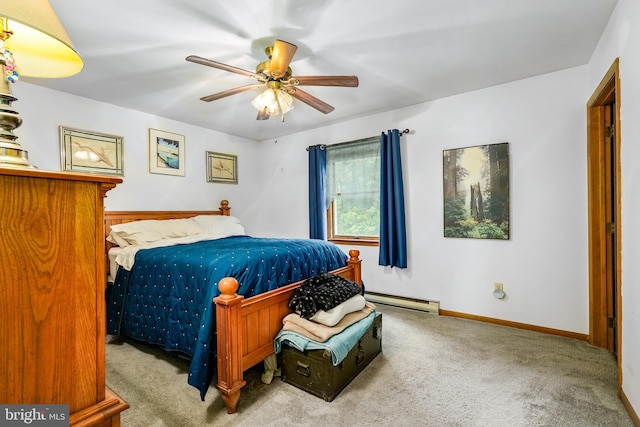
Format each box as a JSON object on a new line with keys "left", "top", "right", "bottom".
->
{"left": 364, "top": 291, "right": 440, "bottom": 315}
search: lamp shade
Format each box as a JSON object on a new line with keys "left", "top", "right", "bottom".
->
{"left": 251, "top": 88, "right": 294, "bottom": 116}
{"left": 0, "top": 0, "right": 83, "bottom": 77}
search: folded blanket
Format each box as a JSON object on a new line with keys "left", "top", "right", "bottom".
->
{"left": 288, "top": 272, "right": 362, "bottom": 319}
{"left": 274, "top": 311, "right": 377, "bottom": 365}
{"left": 283, "top": 301, "right": 376, "bottom": 342}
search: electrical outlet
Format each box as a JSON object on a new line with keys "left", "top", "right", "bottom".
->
{"left": 494, "top": 283, "right": 503, "bottom": 292}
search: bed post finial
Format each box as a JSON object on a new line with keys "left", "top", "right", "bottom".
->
{"left": 218, "top": 277, "right": 239, "bottom": 299}
{"left": 220, "top": 200, "right": 231, "bottom": 216}
{"left": 347, "top": 249, "right": 362, "bottom": 286}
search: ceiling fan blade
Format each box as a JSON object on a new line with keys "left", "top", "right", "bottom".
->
{"left": 293, "top": 75, "right": 359, "bottom": 87}
{"left": 186, "top": 55, "right": 259, "bottom": 79}
{"left": 269, "top": 40, "right": 297, "bottom": 78}
{"left": 200, "top": 84, "right": 264, "bottom": 102}
{"left": 290, "top": 88, "right": 335, "bottom": 114}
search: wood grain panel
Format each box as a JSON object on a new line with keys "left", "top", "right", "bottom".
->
{"left": 244, "top": 310, "right": 260, "bottom": 354}
{"left": 0, "top": 177, "right": 95, "bottom": 408}
{"left": 0, "top": 169, "right": 126, "bottom": 426}
{"left": 256, "top": 307, "right": 271, "bottom": 349}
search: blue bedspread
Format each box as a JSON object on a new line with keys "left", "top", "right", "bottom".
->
{"left": 106, "top": 235, "right": 348, "bottom": 399}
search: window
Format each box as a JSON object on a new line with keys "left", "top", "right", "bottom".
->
{"left": 326, "top": 136, "right": 380, "bottom": 245}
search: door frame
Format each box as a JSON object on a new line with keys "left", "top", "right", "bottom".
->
{"left": 586, "top": 58, "right": 622, "bottom": 388}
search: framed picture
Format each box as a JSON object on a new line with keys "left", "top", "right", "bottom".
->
{"left": 60, "top": 126, "right": 124, "bottom": 175}
{"left": 443, "top": 142, "right": 509, "bottom": 240}
{"left": 149, "top": 128, "right": 185, "bottom": 176}
{"left": 206, "top": 151, "right": 237, "bottom": 184}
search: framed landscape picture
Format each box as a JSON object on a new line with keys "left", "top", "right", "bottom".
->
{"left": 443, "top": 142, "right": 510, "bottom": 239}
{"left": 206, "top": 151, "right": 237, "bottom": 184}
{"left": 149, "top": 128, "right": 185, "bottom": 176}
{"left": 60, "top": 126, "right": 124, "bottom": 176}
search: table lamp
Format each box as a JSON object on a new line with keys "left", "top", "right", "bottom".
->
{"left": 0, "top": 0, "right": 83, "bottom": 168}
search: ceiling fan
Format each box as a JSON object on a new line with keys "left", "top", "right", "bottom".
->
{"left": 186, "top": 39, "right": 359, "bottom": 121}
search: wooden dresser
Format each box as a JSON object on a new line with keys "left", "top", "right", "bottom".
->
{"left": 0, "top": 169, "right": 128, "bottom": 426}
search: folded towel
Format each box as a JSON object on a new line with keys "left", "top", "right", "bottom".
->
{"left": 274, "top": 312, "right": 377, "bottom": 365}
{"left": 282, "top": 301, "right": 376, "bottom": 342}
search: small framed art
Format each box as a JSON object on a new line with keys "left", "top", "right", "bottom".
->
{"left": 206, "top": 151, "right": 237, "bottom": 184}
{"left": 149, "top": 128, "right": 185, "bottom": 176}
{"left": 60, "top": 126, "right": 124, "bottom": 175}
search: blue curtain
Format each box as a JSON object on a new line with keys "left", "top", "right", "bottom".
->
{"left": 308, "top": 145, "right": 327, "bottom": 239}
{"left": 379, "top": 129, "right": 407, "bottom": 268}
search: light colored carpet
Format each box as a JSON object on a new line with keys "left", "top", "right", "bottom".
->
{"left": 106, "top": 304, "right": 634, "bottom": 426}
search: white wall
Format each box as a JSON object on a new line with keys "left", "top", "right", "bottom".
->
{"left": 587, "top": 0, "right": 640, "bottom": 416}
{"left": 249, "top": 66, "right": 590, "bottom": 334}
{"left": 13, "top": 64, "right": 590, "bottom": 335}
{"left": 10, "top": 82, "right": 262, "bottom": 215}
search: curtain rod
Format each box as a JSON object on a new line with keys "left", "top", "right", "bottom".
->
{"left": 306, "top": 129, "right": 412, "bottom": 151}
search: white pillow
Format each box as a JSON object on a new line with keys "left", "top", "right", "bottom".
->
{"left": 107, "top": 230, "right": 131, "bottom": 247}
{"left": 191, "top": 215, "right": 245, "bottom": 239}
{"left": 191, "top": 214, "right": 240, "bottom": 229}
{"left": 310, "top": 294, "right": 367, "bottom": 327}
{"left": 108, "top": 218, "right": 205, "bottom": 246}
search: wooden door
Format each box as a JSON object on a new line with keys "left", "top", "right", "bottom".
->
{"left": 586, "top": 58, "right": 622, "bottom": 381}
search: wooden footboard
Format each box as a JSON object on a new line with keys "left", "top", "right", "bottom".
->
{"left": 213, "top": 249, "right": 363, "bottom": 414}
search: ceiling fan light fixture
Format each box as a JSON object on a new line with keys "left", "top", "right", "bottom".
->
{"left": 276, "top": 89, "right": 294, "bottom": 114}
{"left": 251, "top": 87, "right": 294, "bottom": 117}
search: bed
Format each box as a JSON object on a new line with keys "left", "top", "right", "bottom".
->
{"left": 103, "top": 200, "right": 362, "bottom": 414}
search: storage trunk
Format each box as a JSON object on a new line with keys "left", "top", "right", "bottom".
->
{"left": 280, "top": 312, "right": 382, "bottom": 401}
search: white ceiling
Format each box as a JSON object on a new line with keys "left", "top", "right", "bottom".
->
{"left": 28, "top": 0, "right": 617, "bottom": 141}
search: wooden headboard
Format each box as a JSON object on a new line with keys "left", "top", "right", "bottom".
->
{"left": 104, "top": 199, "right": 230, "bottom": 258}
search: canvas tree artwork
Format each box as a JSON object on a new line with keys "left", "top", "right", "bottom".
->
{"left": 443, "top": 142, "right": 509, "bottom": 239}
